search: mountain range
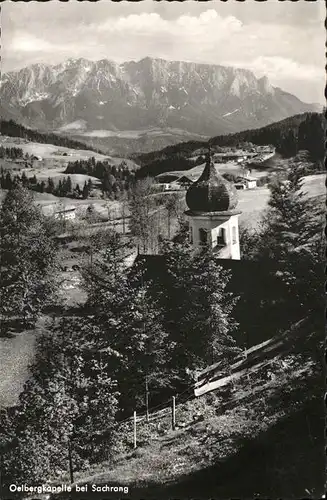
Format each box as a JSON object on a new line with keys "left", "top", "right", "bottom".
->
{"left": 0, "top": 57, "right": 320, "bottom": 142}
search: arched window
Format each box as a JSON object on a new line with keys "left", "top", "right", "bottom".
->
{"left": 199, "top": 228, "right": 207, "bottom": 245}
{"left": 217, "top": 227, "right": 226, "bottom": 246}
{"left": 189, "top": 226, "right": 193, "bottom": 244}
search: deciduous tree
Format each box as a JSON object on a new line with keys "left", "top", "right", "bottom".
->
{"left": 0, "top": 186, "right": 59, "bottom": 328}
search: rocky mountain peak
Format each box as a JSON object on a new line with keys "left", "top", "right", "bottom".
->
{"left": 0, "top": 56, "right": 315, "bottom": 137}
{"left": 258, "top": 76, "right": 275, "bottom": 95}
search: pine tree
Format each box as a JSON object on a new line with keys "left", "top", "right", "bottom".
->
{"left": 21, "top": 171, "right": 28, "bottom": 187}
{"left": 163, "top": 238, "right": 240, "bottom": 373}
{"left": 0, "top": 171, "right": 5, "bottom": 188}
{"left": 298, "top": 113, "right": 325, "bottom": 162}
{"left": 4, "top": 172, "right": 12, "bottom": 190}
{"left": 82, "top": 181, "right": 89, "bottom": 199}
{"left": 66, "top": 176, "right": 73, "bottom": 194}
{"left": 258, "top": 164, "right": 316, "bottom": 264}
{"left": 47, "top": 177, "right": 55, "bottom": 193}
{"left": 81, "top": 229, "right": 170, "bottom": 413}
{"left": 112, "top": 277, "right": 171, "bottom": 413}
{"left": 243, "top": 162, "right": 324, "bottom": 328}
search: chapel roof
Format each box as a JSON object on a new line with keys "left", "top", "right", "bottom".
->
{"left": 185, "top": 149, "right": 239, "bottom": 213}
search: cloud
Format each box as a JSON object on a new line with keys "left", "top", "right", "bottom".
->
{"left": 219, "top": 55, "right": 325, "bottom": 103}
{"left": 224, "top": 56, "right": 324, "bottom": 83}
{"left": 10, "top": 34, "right": 55, "bottom": 53}
{"left": 98, "top": 12, "right": 167, "bottom": 33}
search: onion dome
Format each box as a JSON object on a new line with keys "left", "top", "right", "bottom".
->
{"left": 185, "top": 150, "right": 238, "bottom": 213}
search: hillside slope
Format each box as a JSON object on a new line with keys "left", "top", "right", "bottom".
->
{"left": 0, "top": 120, "right": 102, "bottom": 154}
{"left": 135, "top": 112, "right": 324, "bottom": 178}
{"left": 42, "top": 318, "right": 324, "bottom": 500}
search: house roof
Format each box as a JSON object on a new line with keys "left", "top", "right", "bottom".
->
{"left": 239, "top": 176, "right": 257, "bottom": 182}
{"left": 135, "top": 253, "right": 280, "bottom": 279}
{"left": 55, "top": 206, "right": 76, "bottom": 214}
{"left": 177, "top": 175, "right": 194, "bottom": 183}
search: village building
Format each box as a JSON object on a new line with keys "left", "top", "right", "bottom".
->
{"left": 242, "top": 176, "right": 257, "bottom": 189}
{"left": 42, "top": 203, "right": 77, "bottom": 220}
{"left": 54, "top": 205, "right": 76, "bottom": 221}
{"left": 176, "top": 175, "right": 194, "bottom": 188}
{"left": 236, "top": 175, "right": 257, "bottom": 190}
{"left": 156, "top": 174, "right": 179, "bottom": 184}
{"left": 155, "top": 173, "right": 195, "bottom": 191}
{"left": 184, "top": 151, "right": 241, "bottom": 260}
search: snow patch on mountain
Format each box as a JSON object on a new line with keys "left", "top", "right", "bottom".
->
{"left": 0, "top": 57, "right": 316, "bottom": 137}
{"left": 21, "top": 92, "right": 50, "bottom": 105}
{"left": 222, "top": 109, "right": 240, "bottom": 118}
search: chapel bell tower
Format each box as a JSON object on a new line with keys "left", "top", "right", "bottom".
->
{"left": 184, "top": 149, "right": 241, "bottom": 260}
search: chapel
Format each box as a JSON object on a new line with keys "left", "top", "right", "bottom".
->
{"left": 184, "top": 149, "right": 241, "bottom": 259}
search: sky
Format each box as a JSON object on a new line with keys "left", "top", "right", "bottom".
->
{"left": 1, "top": 0, "right": 325, "bottom": 104}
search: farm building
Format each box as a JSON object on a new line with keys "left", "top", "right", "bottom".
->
{"left": 176, "top": 175, "right": 194, "bottom": 188}
{"left": 54, "top": 206, "right": 76, "bottom": 221}
{"left": 155, "top": 174, "right": 180, "bottom": 184}
{"left": 238, "top": 176, "right": 257, "bottom": 189}
{"left": 42, "top": 203, "right": 77, "bottom": 220}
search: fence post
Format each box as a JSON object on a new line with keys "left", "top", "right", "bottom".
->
{"left": 68, "top": 439, "right": 74, "bottom": 484}
{"left": 171, "top": 396, "right": 176, "bottom": 430}
{"left": 133, "top": 411, "right": 137, "bottom": 449}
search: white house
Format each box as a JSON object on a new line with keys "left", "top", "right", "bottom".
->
{"left": 239, "top": 176, "right": 257, "bottom": 189}
{"left": 42, "top": 204, "right": 77, "bottom": 220}
{"left": 54, "top": 206, "right": 76, "bottom": 221}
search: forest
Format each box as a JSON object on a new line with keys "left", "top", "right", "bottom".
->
{"left": 0, "top": 156, "right": 323, "bottom": 491}
{"left": 65, "top": 158, "right": 136, "bottom": 197}
{"left": 0, "top": 145, "right": 24, "bottom": 160}
{"left": 135, "top": 112, "right": 325, "bottom": 178}
{"left": 0, "top": 168, "right": 93, "bottom": 200}
{"left": 0, "top": 120, "right": 102, "bottom": 154}
{"left": 0, "top": 155, "right": 137, "bottom": 199}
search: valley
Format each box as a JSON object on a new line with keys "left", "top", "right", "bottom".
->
{"left": 0, "top": 81, "right": 324, "bottom": 500}
{"left": 69, "top": 127, "right": 209, "bottom": 157}
{"left": 0, "top": 126, "right": 324, "bottom": 413}
{"left": 0, "top": 1, "right": 324, "bottom": 497}
{"left": 49, "top": 318, "right": 324, "bottom": 500}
